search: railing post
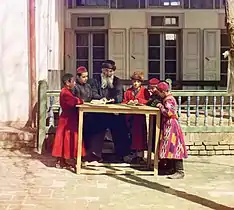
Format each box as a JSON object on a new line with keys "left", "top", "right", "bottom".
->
{"left": 229, "top": 96, "right": 233, "bottom": 126}
{"left": 49, "top": 96, "right": 55, "bottom": 127}
{"left": 195, "top": 96, "right": 200, "bottom": 126}
{"left": 219, "top": 96, "right": 224, "bottom": 126}
{"left": 204, "top": 96, "right": 208, "bottom": 126}
{"left": 187, "top": 96, "right": 191, "bottom": 126}
{"left": 37, "top": 80, "right": 48, "bottom": 154}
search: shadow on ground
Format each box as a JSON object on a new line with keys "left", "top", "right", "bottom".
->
{"left": 108, "top": 172, "right": 234, "bottom": 210}
{"left": 2, "top": 147, "right": 234, "bottom": 210}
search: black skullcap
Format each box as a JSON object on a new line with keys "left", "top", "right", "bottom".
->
{"left": 101, "top": 59, "right": 116, "bottom": 71}
{"left": 62, "top": 73, "right": 74, "bottom": 85}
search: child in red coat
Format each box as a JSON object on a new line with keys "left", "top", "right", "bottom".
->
{"left": 122, "top": 71, "right": 150, "bottom": 163}
{"left": 52, "top": 73, "right": 85, "bottom": 169}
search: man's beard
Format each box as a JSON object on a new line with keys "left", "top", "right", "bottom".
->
{"left": 101, "top": 73, "right": 114, "bottom": 89}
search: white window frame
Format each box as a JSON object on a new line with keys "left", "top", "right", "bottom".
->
{"left": 148, "top": 30, "right": 180, "bottom": 81}
{"left": 146, "top": 13, "right": 184, "bottom": 29}
{"left": 75, "top": 31, "right": 108, "bottom": 78}
{"left": 71, "top": 14, "right": 109, "bottom": 30}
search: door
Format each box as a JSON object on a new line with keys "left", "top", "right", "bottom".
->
{"left": 148, "top": 32, "right": 179, "bottom": 82}
{"left": 76, "top": 31, "right": 107, "bottom": 78}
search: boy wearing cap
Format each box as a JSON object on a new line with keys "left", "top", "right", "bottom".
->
{"left": 73, "top": 66, "right": 106, "bottom": 162}
{"left": 52, "top": 73, "right": 85, "bottom": 169}
{"left": 156, "top": 82, "right": 188, "bottom": 179}
{"left": 147, "top": 78, "right": 162, "bottom": 107}
{"left": 122, "top": 71, "right": 150, "bottom": 163}
{"left": 73, "top": 66, "right": 92, "bottom": 102}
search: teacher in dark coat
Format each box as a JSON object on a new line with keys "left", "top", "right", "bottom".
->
{"left": 88, "top": 60, "right": 131, "bottom": 161}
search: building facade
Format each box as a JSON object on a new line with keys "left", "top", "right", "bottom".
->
{"left": 64, "top": 0, "right": 228, "bottom": 87}
{"left": 0, "top": 0, "right": 228, "bottom": 124}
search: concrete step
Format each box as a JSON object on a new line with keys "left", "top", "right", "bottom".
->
{"left": 0, "top": 126, "right": 36, "bottom": 149}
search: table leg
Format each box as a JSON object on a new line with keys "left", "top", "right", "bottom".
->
{"left": 147, "top": 115, "right": 153, "bottom": 168}
{"left": 76, "top": 110, "right": 84, "bottom": 174}
{"left": 154, "top": 113, "right": 161, "bottom": 176}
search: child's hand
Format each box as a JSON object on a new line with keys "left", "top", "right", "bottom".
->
{"left": 127, "top": 100, "right": 135, "bottom": 105}
{"left": 156, "top": 103, "right": 163, "bottom": 108}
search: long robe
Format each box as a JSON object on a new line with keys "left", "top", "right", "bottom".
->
{"left": 122, "top": 86, "right": 150, "bottom": 150}
{"left": 158, "top": 94, "right": 188, "bottom": 159}
{"left": 52, "top": 87, "right": 85, "bottom": 159}
{"left": 88, "top": 75, "right": 131, "bottom": 157}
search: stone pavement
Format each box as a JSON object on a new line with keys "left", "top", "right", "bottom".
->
{"left": 0, "top": 149, "right": 234, "bottom": 210}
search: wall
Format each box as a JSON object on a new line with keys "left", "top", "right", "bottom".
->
{"left": 66, "top": 9, "right": 224, "bottom": 81}
{"left": 0, "top": 0, "right": 64, "bottom": 125}
{"left": 0, "top": 0, "right": 29, "bottom": 125}
{"left": 35, "top": 0, "right": 65, "bottom": 90}
{"left": 185, "top": 133, "right": 234, "bottom": 155}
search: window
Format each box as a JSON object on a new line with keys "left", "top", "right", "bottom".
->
{"left": 111, "top": 0, "right": 145, "bottom": 8}
{"left": 77, "top": 17, "right": 105, "bottom": 27}
{"left": 76, "top": 0, "right": 109, "bottom": 7}
{"left": 149, "top": 0, "right": 181, "bottom": 7}
{"left": 76, "top": 32, "right": 107, "bottom": 78}
{"left": 151, "top": 16, "right": 179, "bottom": 27}
{"left": 220, "top": 30, "right": 229, "bottom": 87}
{"left": 148, "top": 32, "right": 179, "bottom": 82}
{"left": 66, "top": 0, "right": 225, "bottom": 9}
{"left": 184, "top": 0, "right": 214, "bottom": 8}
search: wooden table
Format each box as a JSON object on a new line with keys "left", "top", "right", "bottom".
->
{"left": 76, "top": 103, "right": 161, "bottom": 175}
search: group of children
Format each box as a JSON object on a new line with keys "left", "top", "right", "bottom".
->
{"left": 122, "top": 71, "right": 188, "bottom": 179}
{"left": 52, "top": 70, "right": 187, "bottom": 179}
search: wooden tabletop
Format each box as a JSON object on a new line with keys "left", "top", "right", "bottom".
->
{"left": 76, "top": 103, "right": 159, "bottom": 114}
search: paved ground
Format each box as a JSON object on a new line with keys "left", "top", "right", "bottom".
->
{"left": 0, "top": 149, "right": 234, "bottom": 210}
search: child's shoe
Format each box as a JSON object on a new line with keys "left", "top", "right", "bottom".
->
{"left": 167, "top": 170, "right": 185, "bottom": 179}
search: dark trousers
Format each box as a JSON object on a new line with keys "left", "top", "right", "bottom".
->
{"left": 83, "top": 113, "right": 106, "bottom": 157}
{"left": 159, "top": 159, "right": 184, "bottom": 172}
{"left": 105, "top": 114, "right": 131, "bottom": 157}
{"left": 174, "top": 159, "right": 184, "bottom": 172}
{"left": 83, "top": 113, "right": 131, "bottom": 157}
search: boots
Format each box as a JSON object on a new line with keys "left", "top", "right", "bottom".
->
{"left": 167, "top": 159, "right": 185, "bottom": 179}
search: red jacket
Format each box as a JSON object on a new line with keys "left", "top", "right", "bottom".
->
{"left": 122, "top": 86, "right": 150, "bottom": 104}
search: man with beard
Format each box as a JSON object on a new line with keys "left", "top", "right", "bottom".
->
{"left": 88, "top": 60, "right": 131, "bottom": 161}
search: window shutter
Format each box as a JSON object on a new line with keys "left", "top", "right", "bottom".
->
{"left": 129, "top": 28, "right": 148, "bottom": 79}
{"left": 203, "top": 29, "right": 221, "bottom": 80}
{"left": 64, "top": 28, "right": 75, "bottom": 74}
{"left": 182, "top": 29, "right": 201, "bottom": 81}
{"left": 108, "top": 29, "right": 126, "bottom": 79}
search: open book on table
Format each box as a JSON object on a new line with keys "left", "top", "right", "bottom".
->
{"left": 90, "top": 99, "right": 113, "bottom": 105}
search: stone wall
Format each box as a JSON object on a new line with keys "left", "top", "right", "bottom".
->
{"left": 1, "top": 126, "right": 234, "bottom": 157}
{"left": 185, "top": 133, "right": 234, "bottom": 155}
{"left": 0, "top": 126, "right": 36, "bottom": 150}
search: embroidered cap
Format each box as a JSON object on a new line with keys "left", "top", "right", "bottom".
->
{"left": 130, "top": 71, "right": 144, "bottom": 82}
{"left": 149, "top": 78, "right": 160, "bottom": 86}
{"left": 157, "top": 82, "right": 169, "bottom": 92}
{"left": 77, "top": 66, "right": 87, "bottom": 74}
